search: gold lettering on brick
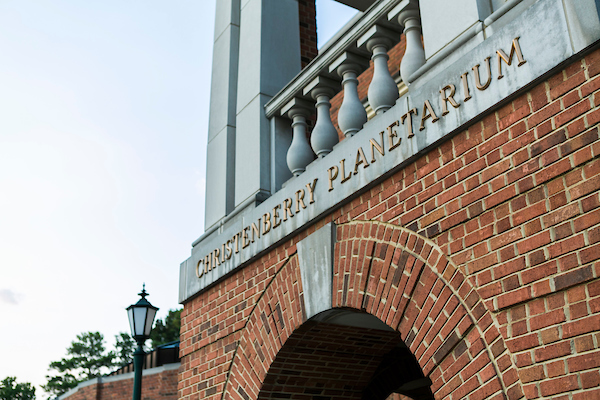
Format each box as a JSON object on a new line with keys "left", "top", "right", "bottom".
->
{"left": 401, "top": 109, "right": 417, "bottom": 139}
{"left": 473, "top": 57, "right": 492, "bottom": 90}
{"left": 440, "top": 84, "right": 460, "bottom": 116}
{"left": 328, "top": 165, "right": 339, "bottom": 191}
{"left": 295, "top": 189, "right": 306, "bottom": 212}
{"left": 251, "top": 222, "right": 260, "bottom": 243}
{"left": 213, "top": 248, "right": 221, "bottom": 268}
{"left": 497, "top": 37, "right": 526, "bottom": 79}
{"left": 306, "top": 179, "right": 317, "bottom": 204}
{"left": 195, "top": 36, "right": 530, "bottom": 282}
{"left": 204, "top": 254, "right": 211, "bottom": 274}
{"left": 340, "top": 159, "right": 352, "bottom": 183}
{"left": 196, "top": 259, "right": 204, "bottom": 278}
{"left": 354, "top": 147, "right": 369, "bottom": 174}
{"left": 370, "top": 130, "right": 385, "bottom": 163}
{"left": 420, "top": 100, "right": 439, "bottom": 131}
{"left": 242, "top": 226, "right": 250, "bottom": 248}
{"left": 232, "top": 233, "right": 240, "bottom": 254}
{"left": 272, "top": 204, "right": 282, "bottom": 228}
{"left": 461, "top": 72, "right": 472, "bottom": 102}
{"left": 282, "top": 198, "right": 294, "bottom": 221}
{"left": 262, "top": 213, "right": 271, "bottom": 235}
{"left": 225, "top": 240, "right": 233, "bottom": 260}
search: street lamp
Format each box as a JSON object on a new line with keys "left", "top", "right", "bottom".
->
{"left": 127, "top": 284, "right": 159, "bottom": 400}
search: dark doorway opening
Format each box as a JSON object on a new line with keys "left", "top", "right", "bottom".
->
{"left": 258, "top": 309, "right": 433, "bottom": 400}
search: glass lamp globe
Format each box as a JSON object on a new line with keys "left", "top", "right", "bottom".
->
{"left": 127, "top": 284, "right": 159, "bottom": 341}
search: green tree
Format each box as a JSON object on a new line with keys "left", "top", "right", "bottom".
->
{"left": 42, "top": 311, "right": 181, "bottom": 397}
{"left": 43, "top": 332, "right": 115, "bottom": 396}
{"left": 114, "top": 332, "right": 135, "bottom": 366}
{"left": 149, "top": 308, "right": 181, "bottom": 347}
{"left": 0, "top": 377, "right": 35, "bottom": 400}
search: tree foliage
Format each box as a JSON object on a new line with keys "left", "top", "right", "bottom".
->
{"left": 0, "top": 377, "right": 35, "bottom": 400}
{"left": 149, "top": 308, "right": 181, "bottom": 347}
{"left": 43, "top": 332, "right": 115, "bottom": 396}
{"left": 114, "top": 332, "right": 135, "bottom": 366}
{"left": 43, "top": 309, "right": 181, "bottom": 397}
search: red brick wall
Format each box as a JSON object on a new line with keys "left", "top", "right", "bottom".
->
{"left": 298, "top": 0, "right": 317, "bottom": 68}
{"left": 65, "top": 384, "right": 98, "bottom": 400}
{"left": 180, "top": 47, "right": 600, "bottom": 400}
{"left": 60, "top": 367, "right": 178, "bottom": 400}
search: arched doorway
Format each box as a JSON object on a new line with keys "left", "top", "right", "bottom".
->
{"left": 258, "top": 310, "right": 433, "bottom": 400}
{"left": 223, "top": 221, "right": 523, "bottom": 400}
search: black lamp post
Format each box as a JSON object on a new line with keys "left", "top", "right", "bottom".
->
{"left": 126, "top": 284, "right": 158, "bottom": 400}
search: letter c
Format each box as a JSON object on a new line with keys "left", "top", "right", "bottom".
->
{"left": 196, "top": 259, "right": 204, "bottom": 278}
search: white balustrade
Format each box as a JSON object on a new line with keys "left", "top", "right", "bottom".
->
{"left": 330, "top": 52, "right": 369, "bottom": 137}
{"left": 393, "top": 0, "right": 426, "bottom": 84}
{"left": 264, "top": 0, "right": 424, "bottom": 181}
{"left": 358, "top": 25, "right": 401, "bottom": 115}
{"left": 304, "top": 76, "right": 340, "bottom": 157}
{"left": 282, "top": 99, "right": 315, "bottom": 176}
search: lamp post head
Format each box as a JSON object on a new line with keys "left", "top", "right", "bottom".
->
{"left": 126, "top": 284, "right": 159, "bottom": 342}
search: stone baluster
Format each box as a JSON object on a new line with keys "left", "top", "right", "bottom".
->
{"left": 390, "top": 0, "right": 425, "bottom": 84}
{"left": 330, "top": 52, "right": 370, "bottom": 137}
{"left": 358, "top": 25, "right": 400, "bottom": 115}
{"left": 281, "top": 98, "right": 315, "bottom": 176}
{"left": 303, "top": 76, "right": 340, "bottom": 158}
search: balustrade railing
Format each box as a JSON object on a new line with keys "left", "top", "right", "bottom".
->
{"left": 360, "top": 25, "right": 401, "bottom": 114}
{"left": 264, "top": 0, "right": 426, "bottom": 180}
{"left": 330, "top": 52, "right": 369, "bottom": 137}
{"left": 304, "top": 76, "right": 340, "bottom": 158}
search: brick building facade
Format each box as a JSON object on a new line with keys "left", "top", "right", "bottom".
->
{"left": 179, "top": 1, "right": 600, "bottom": 399}
{"left": 57, "top": 365, "right": 178, "bottom": 400}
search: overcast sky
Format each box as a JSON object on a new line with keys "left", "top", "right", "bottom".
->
{"left": 0, "top": 0, "right": 356, "bottom": 394}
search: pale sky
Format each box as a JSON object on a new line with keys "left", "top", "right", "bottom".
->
{"left": 0, "top": 0, "right": 356, "bottom": 395}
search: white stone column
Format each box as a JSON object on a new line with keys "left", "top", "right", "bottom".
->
{"left": 204, "top": 0, "right": 240, "bottom": 229}
{"left": 269, "top": 116, "right": 293, "bottom": 194}
{"left": 420, "top": 0, "right": 492, "bottom": 59}
{"left": 303, "top": 76, "right": 339, "bottom": 158}
{"left": 358, "top": 25, "right": 400, "bottom": 115}
{"left": 330, "top": 52, "right": 369, "bottom": 137}
{"left": 282, "top": 99, "right": 315, "bottom": 176}
{"left": 234, "top": 0, "right": 302, "bottom": 206}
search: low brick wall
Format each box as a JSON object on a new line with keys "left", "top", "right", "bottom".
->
{"left": 58, "top": 364, "right": 179, "bottom": 400}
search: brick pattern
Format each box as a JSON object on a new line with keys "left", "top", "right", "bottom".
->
{"left": 258, "top": 321, "right": 403, "bottom": 400}
{"left": 180, "top": 47, "right": 600, "bottom": 400}
{"left": 334, "top": 221, "right": 521, "bottom": 400}
{"left": 224, "top": 255, "right": 305, "bottom": 400}
{"left": 328, "top": 48, "right": 600, "bottom": 398}
{"left": 298, "top": 0, "right": 317, "bottom": 68}
{"left": 61, "top": 368, "right": 178, "bottom": 400}
{"left": 64, "top": 384, "right": 97, "bottom": 400}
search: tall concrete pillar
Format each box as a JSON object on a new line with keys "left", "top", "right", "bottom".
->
{"left": 420, "top": 0, "right": 492, "bottom": 59}
{"left": 205, "top": 0, "right": 241, "bottom": 229}
{"left": 234, "top": 0, "right": 302, "bottom": 207}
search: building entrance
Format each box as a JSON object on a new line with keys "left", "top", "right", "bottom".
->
{"left": 258, "top": 310, "right": 434, "bottom": 400}
{"left": 213, "top": 222, "right": 521, "bottom": 400}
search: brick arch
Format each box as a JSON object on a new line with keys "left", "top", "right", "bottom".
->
{"left": 224, "top": 221, "right": 524, "bottom": 400}
{"left": 335, "top": 221, "right": 523, "bottom": 399}
{"left": 223, "top": 254, "right": 306, "bottom": 400}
